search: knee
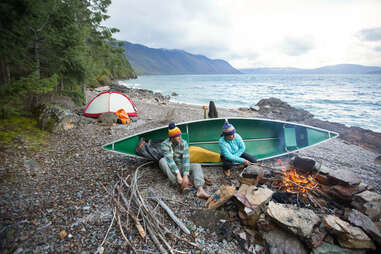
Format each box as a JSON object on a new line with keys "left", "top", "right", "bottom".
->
{"left": 159, "top": 157, "right": 168, "bottom": 168}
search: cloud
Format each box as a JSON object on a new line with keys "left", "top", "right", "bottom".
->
{"left": 104, "top": 0, "right": 381, "bottom": 68}
{"left": 357, "top": 27, "right": 381, "bottom": 41}
{"left": 281, "top": 37, "right": 315, "bottom": 56}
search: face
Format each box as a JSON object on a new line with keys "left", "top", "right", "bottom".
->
{"left": 225, "top": 134, "right": 235, "bottom": 140}
{"left": 171, "top": 135, "right": 182, "bottom": 145}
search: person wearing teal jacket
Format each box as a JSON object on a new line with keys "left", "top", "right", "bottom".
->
{"left": 218, "top": 120, "right": 257, "bottom": 176}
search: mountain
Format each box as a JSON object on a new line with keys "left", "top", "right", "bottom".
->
{"left": 240, "top": 64, "right": 381, "bottom": 74}
{"left": 120, "top": 41, "right": 240, "bottom": 75}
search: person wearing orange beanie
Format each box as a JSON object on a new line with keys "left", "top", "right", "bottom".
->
{"left": 159, "top": 122, "right": 210, "bottom": 199}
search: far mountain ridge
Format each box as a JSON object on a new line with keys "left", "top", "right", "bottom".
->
{"left": 240, "top": 64, "right": 381, "bottom": 74}
{"left": 120, "top": 41, "right": 240, "bottom": 75}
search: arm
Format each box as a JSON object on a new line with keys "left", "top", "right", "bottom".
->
{"left": 161, "top": 141, "right": 180, "bottom": 173}
{"left": 235, "top": 134, "right": 245, "bottom": 157}
{"left": 219, "top": 138, "right": 245, "bottom": 163}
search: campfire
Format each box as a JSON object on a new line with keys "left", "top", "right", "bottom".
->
{"left": 232, "top": 155, "right": 380, "bottom": 252}
{"left": 273, "top": 159, "right": 318, "bottom": 197}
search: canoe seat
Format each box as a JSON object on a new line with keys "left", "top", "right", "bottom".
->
{"left": 284, "top": 127, "right": 298, "bottom": 151}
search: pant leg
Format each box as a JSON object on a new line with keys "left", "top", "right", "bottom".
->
{"left": 159, "top": 157, "right": 177, "bottom": 185}
{"left": 220, "top": 154, "right": 234, "bottom": 170}
{"left": 189, "top": 163, "right": 205, "bottom": 188}
{"left": 240, "top": 152, "right": 257, "bottom": 163}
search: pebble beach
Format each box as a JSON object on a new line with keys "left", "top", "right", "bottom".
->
{"left": 0, "top": 86, "right": 380, "bottom": 253}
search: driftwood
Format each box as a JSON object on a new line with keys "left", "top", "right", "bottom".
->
{"left": 120, "top": 191, "right": 146, "bottom": 238}
{"left": 98, "top": 161, "right": 200, "bottom": 253}
{"left": 149, "top": 188, "right": 191, "bottom": 235}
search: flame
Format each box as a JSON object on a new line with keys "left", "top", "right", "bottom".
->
{"left": 276, "top": 159, "right": 317, "bottom": 196}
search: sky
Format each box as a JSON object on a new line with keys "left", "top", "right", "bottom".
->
{"left": 104, "top": 0, "right": 381, "bottom": 69}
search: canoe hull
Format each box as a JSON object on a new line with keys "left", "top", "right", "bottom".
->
{"left": 103, "top": 117, "right": 338, "bottom": 163}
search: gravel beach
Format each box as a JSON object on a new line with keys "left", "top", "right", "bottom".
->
{"left": 1, "top": 87, "right": 380, "bottom": 253}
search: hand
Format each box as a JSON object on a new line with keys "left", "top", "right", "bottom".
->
{"left": 243, "top": 160, "right": 252, "bottom": 167}
{"left": 176, "top": 172, "right": 183, "bottom": 185}
{"left": 182, "top": 174, "right": 190, "bottom": 189}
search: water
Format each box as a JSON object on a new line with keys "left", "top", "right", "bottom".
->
{"left": 121, "top": 74, "right": 381, "bottom": 132}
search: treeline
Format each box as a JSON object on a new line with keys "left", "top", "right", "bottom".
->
{"left": 0, "top": 0, "right": 136, "bottom": 118}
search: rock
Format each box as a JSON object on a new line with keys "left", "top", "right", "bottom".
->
{"left": 58, "top": 230, "right": 67, "bottom": 240}
{"left": 262, "top": 228, "right": 308, "bottom": 254}
{"left": 38, "top": 104, "right": 80, "bottom": 132}
{"left": 375, "top": 155, "right": 381, "bottom": 164}
{"left": 256, "top": 97, "right": 313, "bottom": 121}
{"left": 323, "top": 214, "right": 375, "bottom": 249}
{"left": 24, "top": 159, "right": 41, "bottom": 176}
{"left": 171, "top": 92, "right": 178, "bottom": 96}
{"left": 249, "top": 105, "right": 260, "bottom": 111}
{"left": 319, "top": 184, "right": 366, "bottom": 203}
{"left": 208, "top": 101, "right": 218, "bottom": 118}
{"left": 266, "top": 201, "right": 320, "bottom": 240}
{"left": 235, "top": 185, "right": 273, "bottom": 226}
{"left": 238, "top": 165, "right": 271, "bottom": 186}
{"left": 351, "top": 190, "right": 381, "bottom": 221}
{"left": 312, "top": 242, "right": 366, "bottom": 254}
{"left": 347, "top": 209, "right": 381, "bottom": 245}
{"left": 97, "top": 112, "right": 118, "bottom": 125}
{"left": 317, "top": 165, "right": 361, "bottom": 186}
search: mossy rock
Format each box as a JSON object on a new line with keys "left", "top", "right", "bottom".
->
{"left": 38, "top": 104, "right": 80, "bottom": 132}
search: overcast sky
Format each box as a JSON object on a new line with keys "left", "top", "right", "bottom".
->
{"left": 104, "top": 0, "right": 381, "bottom": 69}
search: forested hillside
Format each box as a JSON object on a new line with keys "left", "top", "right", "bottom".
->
{"left": 0, "top": 0, "right": 136, "bottom": 117}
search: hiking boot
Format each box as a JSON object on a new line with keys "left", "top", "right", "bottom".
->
{"left": 224, "top": 169, "right": 231, "bottom": 177}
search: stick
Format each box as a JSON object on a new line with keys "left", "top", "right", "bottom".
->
{"left": 146, "top": 224, "right": 168, "bottom": 254}
{"left": 120, "top": 191, "right": 146, "bottom": 238}
{"left": 95, "top": 207, "right": 116, "bottom": 253}
{"left": 148, "top": 189, "right": 191, "bottom": 235}
{"left": 116, "top": 203, "right": 137, "bottom": 253}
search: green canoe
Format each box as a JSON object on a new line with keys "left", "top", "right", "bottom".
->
{"left": 103, "top": 117, "right": 338, "bottom": 163}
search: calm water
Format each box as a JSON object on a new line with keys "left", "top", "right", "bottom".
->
{"left": 121, "top": 74, "right": 381, "bottom": 132}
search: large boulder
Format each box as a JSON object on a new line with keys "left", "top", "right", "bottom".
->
{"left": 97, "top": 112, "right": 118, "bottom": 125}
{"left": 38, "top": 104, "right": 81, "bottom": 133}
{"left": 256, "top": 97, "right": 313, "bottom": 121}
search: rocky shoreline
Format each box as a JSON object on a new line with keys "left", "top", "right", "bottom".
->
{"left": 0, "top": 85, "right": 380, "bottom": 253}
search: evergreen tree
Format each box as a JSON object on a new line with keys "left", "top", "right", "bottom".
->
{"left": 0, "top": 0, "right": 136, "bottom": 117}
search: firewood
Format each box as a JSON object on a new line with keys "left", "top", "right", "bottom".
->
{"left": 149, "top": 188, "right": 191, "bottom": 235}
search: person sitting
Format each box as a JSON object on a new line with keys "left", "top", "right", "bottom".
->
{"left": 159, "top": 122, "right": 210, "bottom": 199}
{"left": 218, "top": 120, "right": 257, "bottom": 176}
